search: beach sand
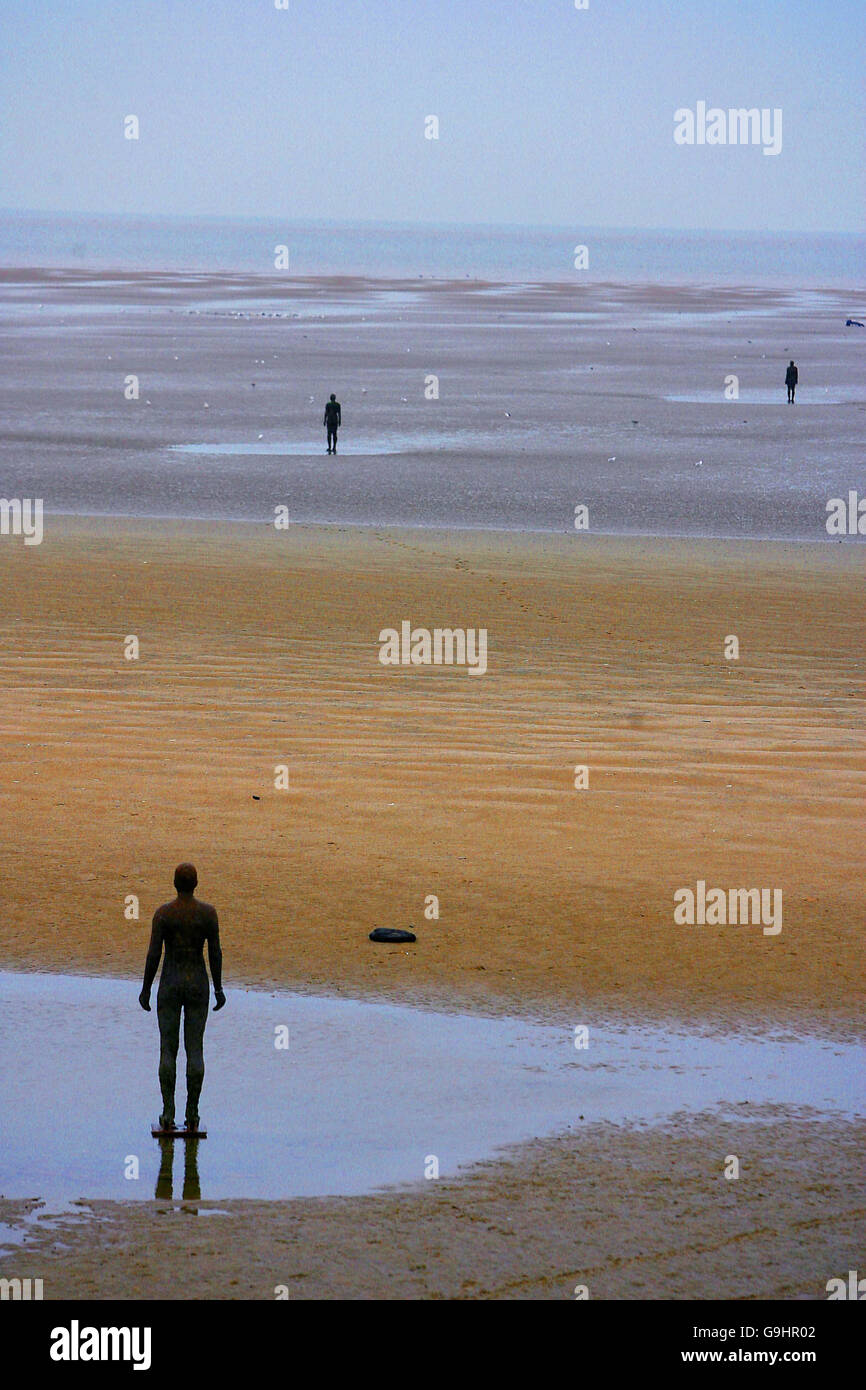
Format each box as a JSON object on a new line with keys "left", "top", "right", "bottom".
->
{"left": 0, "top": 519, "right": 863, "bottom": 1299}
{"left": 0, "top": 519, "right": 862, "bottom": 1032}
{"left": 0, "top": 272, "right": 863, "bottom": 1299}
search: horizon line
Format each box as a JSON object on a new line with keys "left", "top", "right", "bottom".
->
{"left": 0, "top": 208, "right": 863, "bottom": 240}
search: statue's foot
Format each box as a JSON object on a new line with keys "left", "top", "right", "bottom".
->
{"left": 185, "top": 1114, "right": 200, "bottom": 1132}
{"left": 159, "top": 1114, "right": 177, "bottom": 1130}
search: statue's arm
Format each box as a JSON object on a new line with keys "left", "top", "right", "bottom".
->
{"left": 207, "top": 910, "right": 225, "bottom": 1007}
{"left": 139, "top": 912, "right": 163, "bottom": 1009}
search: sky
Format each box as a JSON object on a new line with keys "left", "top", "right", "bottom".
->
{"left": 0, "top": 0, "right": 862, "bottom": 232}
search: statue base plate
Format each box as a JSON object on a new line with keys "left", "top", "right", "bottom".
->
{"left": 151, "top": 1124, "right": 208, "bottom": 1139}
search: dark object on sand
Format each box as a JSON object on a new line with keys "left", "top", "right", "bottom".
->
{"left": 846, "top": 318, "right": 864, "bottom": 327}
{"left": 369, "top": 927, "right": 417, "bottom": 944}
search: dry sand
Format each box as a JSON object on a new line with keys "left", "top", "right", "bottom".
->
{"left": 0, "top": 518, "right": 862, "bottom": 1032}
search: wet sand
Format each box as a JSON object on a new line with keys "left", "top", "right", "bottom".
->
{"left": 2, "top": 1110, "right": 863, "bottom": 1300}
{"left": 1, "top": 269, "right": 864, "bottom": 537}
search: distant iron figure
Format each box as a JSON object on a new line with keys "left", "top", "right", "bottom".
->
{"left": 324, "top": 392, "right": 342, "bottom": 453}
{"left": 785, "top": 359, "right": 798, "bottom": 404}
{"left": 139, "top": 863, "right": 225, "bottom": 1134}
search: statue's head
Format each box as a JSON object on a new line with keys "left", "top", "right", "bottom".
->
{"left": 330, "top": 393, "right": 336, "bottom": 401}
{"left": 174, "top": 862, "right": 198, "bottom": 895}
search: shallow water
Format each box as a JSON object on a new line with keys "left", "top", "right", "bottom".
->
{"left": 665, "top": 389, "right": 862, "bottom": 405}
{"left": 184, "top": 290, "right": 425, "bottom": 316}
{"left": 169, "top": 431, "right": 496, "bottom": 457}
{"left": 0, "top": 971, "right": 862, "bottom": 1215}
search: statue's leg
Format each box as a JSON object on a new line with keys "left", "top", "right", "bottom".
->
{"left": 183, "top": 991, "right": 209, "bottom": 1128}
{"left": 156, "top": 986, "right": 181, "bottom": 1127}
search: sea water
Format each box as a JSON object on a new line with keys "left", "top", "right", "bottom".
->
{"left": 1, "top": 211, "right": 863, "bottom": 286}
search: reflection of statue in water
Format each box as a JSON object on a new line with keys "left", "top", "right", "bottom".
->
{"left": 155, "top": 1136, "right": 202, "bottom": 1202}
{"left": 139, "top": 863, "right": 225, "bottom": 1131}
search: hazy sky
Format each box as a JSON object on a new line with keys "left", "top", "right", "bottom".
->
{"left": 0, "top": 0, "right": 862, "bottom": 232}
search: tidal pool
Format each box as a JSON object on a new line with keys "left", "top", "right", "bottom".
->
{"left": 0, "top": 970, "right": 862, "bottom": 1212}
{"left": 170, "top": 438, "right": 407, "bottom": 457}
{"left": 664, "top": 389, "right": 860, "bottom": 405}
{"left": 168, "top": 430, "right": 496, "bottom": 457}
